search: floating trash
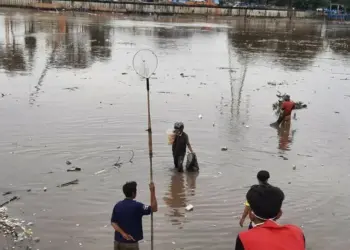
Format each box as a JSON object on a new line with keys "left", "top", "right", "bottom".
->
{"left": 0, "top": 207, "right": 35, "bottom": 248}
{"left": 94, "top": 169, "right": 107, "bottom": 175}
{"left": 185, "top": 204, "right": 194, "bottom": 211}
{"left": 67, "top": 167, "right": 81, "bottom": 172}
{"left": 221, "top": 147, "right": 228, "bottom": 151}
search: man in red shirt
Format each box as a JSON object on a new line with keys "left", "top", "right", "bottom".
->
{"left": 271, "top": 95, "right": 295, "bottom": 127}
{"left": 235, "top": 185, "right": 305, "bottom": 250}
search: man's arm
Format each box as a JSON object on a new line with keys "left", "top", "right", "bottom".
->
{"left": 111, "top": 210, "right": 135, "bottom": 241}
{"left": 139, "top": 182, "right": 158, "bottom": 216}
{"left": 235, "top": 235, "right": 245, "bottom": 250}
{"left": 186, "top": 135, "right": 194, "bottom": 153}
{"left": 239, "top": 205, "right": 250, "bottom": 227}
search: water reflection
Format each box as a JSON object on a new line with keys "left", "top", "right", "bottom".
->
{"left": 24, "top": 18, "right": 37, "bottom": 70}
{"left": 163, "top": 171, "right": 198, "bottom": 227}
{"left": 327, "top": 27, "right": 350, "bottom": 55}
{"left": 0, "top": 14, "right": 113, "bottom": 75}
{"left": 0, "top": 17, "right": 27, "bottom": 74}
{"left": 1, "top": 12, "right": 350, "bottom": 77}
{"left": 229, "top": 19, "right": 323, "bottom": 71}
{"left": 276, "top": 122, "right": 296, "bottom": 151}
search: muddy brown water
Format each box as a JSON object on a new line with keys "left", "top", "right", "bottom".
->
{"left": 1, "top": 8, "right": 350, "bottom": 250}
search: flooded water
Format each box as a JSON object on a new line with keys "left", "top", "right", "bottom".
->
{"left": 1, "top": 8, "right": 350, "bottom": 250}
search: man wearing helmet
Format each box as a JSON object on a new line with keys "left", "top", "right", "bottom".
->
{"left": 172, "top": 122, "right": 193, "bottom": 172}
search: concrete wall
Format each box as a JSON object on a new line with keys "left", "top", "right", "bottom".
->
{"left": 0, "top": 0, "right": 315, "bottom": 18}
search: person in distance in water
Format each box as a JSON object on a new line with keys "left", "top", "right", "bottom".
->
{"left": 272, "top": 94, "right": 295, "bottom": 127}
{"left": 111, "top": 181, "right": 158, "bottom": 250}
{"left": 239, "top": 170, "right": 271, "bottom": 229}
{"left": 235, "top": 184, "right": 305, "bottom": 250}
{"left": 172, "top": 122, "right": 194, "bottom": 172}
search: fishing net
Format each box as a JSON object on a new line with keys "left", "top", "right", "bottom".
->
{"left": 132, "top": 49, "right": 158, "bottom": 79}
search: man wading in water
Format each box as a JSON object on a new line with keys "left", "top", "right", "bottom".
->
{"left": 235, "top": 185, "right": 305, "bottom": 250}
{"left": 239, "top": 170, "right": 271, "bottom": 229}
{"left": 111, "top": 181, "right": 158, "bottom": 250}
{"left": 271, "top": 95, "right": 295, "bottom": 127}
{"left": 172, "top": 122, "right": 194, "bottom": 172}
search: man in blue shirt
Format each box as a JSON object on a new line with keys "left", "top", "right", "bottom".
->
{"left": 111, "top": 181, "right": 158, "bottom": 250}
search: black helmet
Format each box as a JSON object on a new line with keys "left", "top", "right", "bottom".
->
{"left": 284, "top": 95, "right": 290, "bottom": 101}
{"left": 174, "top": 122, "right": 184, "bottom": 130}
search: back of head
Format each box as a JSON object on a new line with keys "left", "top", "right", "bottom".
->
{"left": 123, "top": 181, "right": 137, "bottom": 198}
{"left": 257, "top": 170, "right": 270, "bottom": 184}
{"left": 284, "top": 95, "right": 290, "bottom": 101}
{"left": 174, "top": 122, "right": 184, "bottom": 131}
{"left": 247, "top": 184, "right": 284, "bottom": 220}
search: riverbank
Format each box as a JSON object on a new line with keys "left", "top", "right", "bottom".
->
{"left": 0, "top": 0, "right": 315, "bottom": 18}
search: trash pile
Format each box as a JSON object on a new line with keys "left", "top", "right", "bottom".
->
{"left": 0, "top": 206, "right": 35, "bottom": 247}
{"left": 272, "top": 91, "right": 307, "bottom": 116}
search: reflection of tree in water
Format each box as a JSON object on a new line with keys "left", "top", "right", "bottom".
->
{"left": 326, "top": 28, "right": 350, "bottom": 55}
{"left": 113, "top": 26, "right": 196, "bottom": 50}
{"left": 24, "top": 18, "right": 37, "bottom": 69}
{"left": 0, "top": 18, "right": 27, "bottom": 74}
{"left": 153, "top": 27, "right": 194, "bottom": 49}
{"left": 50, "top": 26, "right": 91, "bottom": 69}
{"left": 229, "top": 20, "right": 323, "bottom": 71}
{"left": 85, "top": 24, "right": 112, "bottom": 61}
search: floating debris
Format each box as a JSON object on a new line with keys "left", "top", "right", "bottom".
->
{"left": 57, "top": 179, "right": 79, "bottom": 188}
{"left": 198, "top": 114, "right": 203, "bottom": 119}
{"left": 122, "top": 72, "right": 127, "bottom": 75}
{"left": 185, "top": 204, "right": 194, "bottom": 211}
{"left": 1, "top": 206, "right": 34, "bottom": 248}
{"left": 2, "top": 191, "right": 12, "bottom": 196}
{"left": 94, "top": 169, "right": 107, "bottom": 175}
{"left": 63, "top": 87, "right": 79, "bottom": 91}
{"left": 221, "top": 147, "right": 228, "bottom": 151}
{"left": 157, "top": 91, "right": 172, "bottom": 94}
{"left": 66, "top": 160, "right": 72, "bottom": 165}
{"left": 267, "top": 80, "right": 287, "bottom": 86}
{"left": 297, "top": 153, "right": 313, "bottom": 158}
{"left": 279, "top": 155, "right": 288, "bottom": 160}
{"left": 67, "top": 167, "right": 81, "bottom": 172}
{"left": 293, "top": 165, "right": 296, "bottom": 170}
{"left": 0, "top": 196, "right": 20, "bottom": 208}
{"left": 43, "top": 187, "right": 47, "bottom": 192}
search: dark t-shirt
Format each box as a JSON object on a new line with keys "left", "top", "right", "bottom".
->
{"left": 172, "top": 132, "right": 189, "bottom": 156}
{"left": 111, "top": 199, "right": 152, "bottom": 243}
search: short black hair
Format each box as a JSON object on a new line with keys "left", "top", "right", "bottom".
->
{"left": 257, "top": 170, "right": 270, "bottom": 183}
{"left": 123, "top": 181, "right": 137, "bottom": 198}
{"left": 246, "top": 184, "right": 285, "bottom": 220}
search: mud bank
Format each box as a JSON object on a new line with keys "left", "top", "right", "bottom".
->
{"left": 0, "top": 0, "right": 315, "bottom": 18}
